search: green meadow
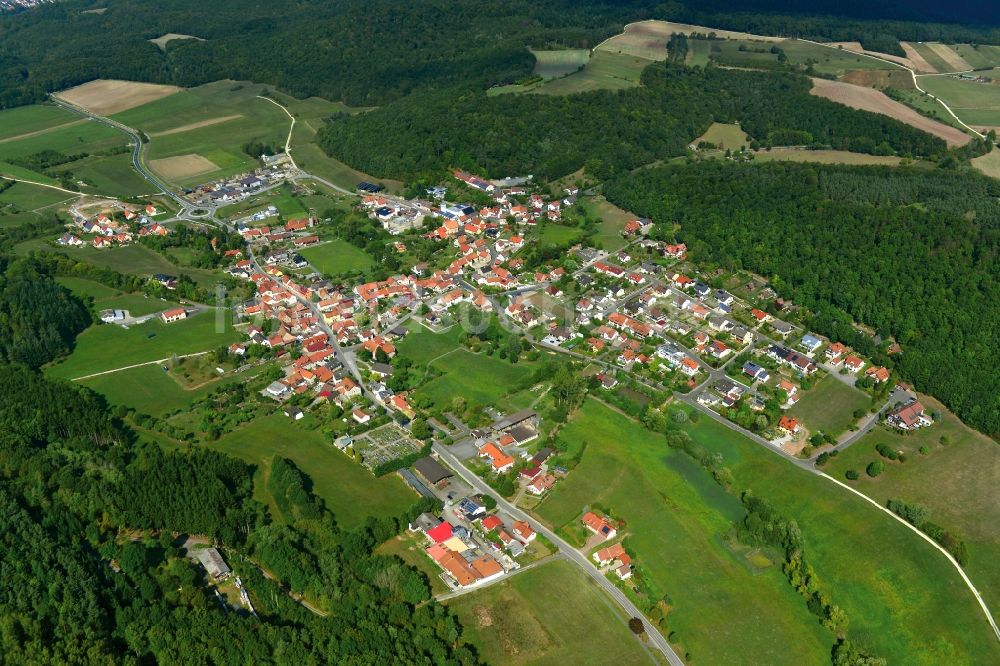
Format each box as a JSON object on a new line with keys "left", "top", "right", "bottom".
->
{"left": 448, "top": 558, "right": 654, "bottom": 666}
{"left": 788, "top": 375, "right": 871, "bottom": 438}
{"left": 681, "top": 411, "right": 1000, "bottom": 664}
{"left": 535, "top": 399, "right": 831, "bottom": 665}
{"left": 298, "top": 239, "right": 374, "bottom": 276}
{"left": 46, "top": 310, "right": 239, "bottom": 379}
{"left": 206, "top": 414, "right": 417, "bottom": 530}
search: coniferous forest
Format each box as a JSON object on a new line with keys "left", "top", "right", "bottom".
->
{"left": 604, "top": 161, "right": 1000, "bottom": 435}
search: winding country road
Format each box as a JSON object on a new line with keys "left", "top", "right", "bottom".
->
{"left": 432, "top": 442, "right": 685, "bottom": 666}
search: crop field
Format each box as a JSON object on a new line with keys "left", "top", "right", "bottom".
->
{"left": 950, "top": 43, "right": 1000, "bottom": 70}
{"left": 904, "top": 42, "right": 949, "bottom": 73}
{"left": 534, "top": 51, "right": 651, "bottom": 95}
{"left": 824, "top": 394, "right": 1000, "bottom": 613}
{"left": 971, "top": 147, "right": 1000, "bottom": 178}
{"left": 788, "top": 376, "right": 870, "bottom": 437}
{"left": 299, "top": 240, "right": 374, "bottom": 276}
{"left": 535, "top": 399, "right": 832, "bottom": 665}
{"left": 530, "top": 48, "right": 590, "bottom": 79}
{"left": 751, "top": 148, "right": 903, "bottom": 166}
{"left": 55, "top": 79, "right": 181, "bottom": 115}
{"left": 916, "top": 75, "right": 1000, "bottom": 127}
{"left": 46, "top": 310, "right": 239, "bottom": 380}
{"left": 112, "top": 81, "right": 289, "bottom": 185}
{"left": 597, "top": 20, "right": 780, "bottom": 64}
{"left": 680, "top": 412, "right": 1000, "bottom": 664}
{"left": 810, "top": 77, "right": 972, "bottom": 146}
{"left": 448, "top": 558, "right": 654, "bottom": 666}
{"left": 206, "top": 414, "right": 416, "bottom": 530}
{"left": 693, "top": 122, "right": 748, "bottom": 149}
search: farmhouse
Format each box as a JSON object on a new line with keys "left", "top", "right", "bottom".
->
{"left": 160, "top": 307, "right": 187, "bottom": 323}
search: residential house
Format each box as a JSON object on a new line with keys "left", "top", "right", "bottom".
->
{"left": 581, "top": 512, "right": 617, "bottom": 540}
{"left": 887, "top": 401, "right": 932, "bottom": 430}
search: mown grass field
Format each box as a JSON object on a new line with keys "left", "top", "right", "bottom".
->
{"left": 0, "top": 116, "right": 126, "bottom": 161}
{"left": 825, "top": 394, "right": 1000, "bottom": 614}
{"left": 80, "top": 362, "right": 249, "bottom": 416}
{"left": 780, "top": 39, "right": 900, "bottom": 76}
{"left": 535, "top": 399, "right": 832, "bottom": 665}
{"left": 0, "top": 104, "right": 80, "bottom": 141}
{"left": 299, "top": 239, "right": 374, "bottom": 276}
{"left": 535, "top": 51, "right": 651, "bottom": 95}
{"left": 112, "top": 81, "right": 289, "bottom": 186}
{"left": 918, "top": 75, "right": 1000, "bottom": 126}
{"left": 681, "top": 411, "right": 1000, "bottom": 664}
{"left": 971, "top": 147, "right": 1000, "bottom": 178}
{"left": 538, "top": 223, "right": 582, "bottom": 248}
{"left": 789, "top": 375, "right": 870, "bottom": 437}
{"left": 581, "top": 196, "right": 634, "bottom": 251}
{"left": 751, "top": 148, "right": 903, "bottom": 166}
{"left": 448, "top": 558, "right": 654, "bottom": 666}
{"left": 57, "top": 276, "right": 179, "bottom": 316}
{"left": 206, "top": 414, "right": 416, "bottom": 530}
{"left": 18, "top": 239, "right": 222, "bottom": 287}
{"left": 63, "top": 154, "right": 153, "bottom": 197}
{"left": 416, "top": 348, "right": 534, "bottom": 410}
{"left": 693, "top": 122, "right": 748, "bottom": 149}
{"left": 531, "top": 48, "right": 590, "bottom": 79}
{"left": 0, "top": 181, "right": 74, "bottom": 212}
{"left": 46, "top": 310, "right": 239, "bottom": 379}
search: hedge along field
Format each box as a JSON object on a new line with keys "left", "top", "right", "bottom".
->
{"left": 680, "top": 412, "right": 1000, "bottom": 664}
{"left": 535, "top": 399, "right": 832, "bottom": 666}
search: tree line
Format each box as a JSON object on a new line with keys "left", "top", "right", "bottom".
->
{"left": 603, "top": 160, "right": 1000, "bottom": 436}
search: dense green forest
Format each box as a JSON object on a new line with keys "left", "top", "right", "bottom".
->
{"left": 5, "top": 0, "right": 1000, "bottom": 109}
{"left": 318, "top": 63, "right": 945, "bottom": 181}
{"left": 604, "top": 161, "right": 1000, "bottom": 435}
{"left": 0, "top": 363, "right": 479, "bottom": 663}
{"left": 0, "top": 0, "right": 652, "bottom": 108}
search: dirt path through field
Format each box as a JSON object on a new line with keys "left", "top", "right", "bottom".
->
{"left": 149, "top": 115, "right": 242, "bottom": 137}
{"left": 810, "top": 77, "right": 971, "bottom": 146}
{"left": 0, "top": 119, "right": 88, "bottom": 144}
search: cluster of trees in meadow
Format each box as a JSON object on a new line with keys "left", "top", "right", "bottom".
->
{"left": 318, "top": 62, "right": 945, "bottom": 181}
{"left": 0, "top": 362, "right": 481, "bottom": 663}
{"left": 139, "top": 222, "right": 243, "bottom": 269}
{"left": 604, "top": 161, "right": 1000, "bottom": 435}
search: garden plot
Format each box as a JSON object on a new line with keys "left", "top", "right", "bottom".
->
{"left": 352, "top": 423, "right": 421, "bottom": 470}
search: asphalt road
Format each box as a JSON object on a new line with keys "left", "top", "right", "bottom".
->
{"left": 432, "top": 442, "right": 685, "bottom": 666}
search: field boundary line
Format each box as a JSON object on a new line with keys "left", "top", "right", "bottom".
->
{"left": 70, "top": 350, "right": 212, "bottom": 381}
{"left": 817, "top": 470, "right": 1000, "bottom": 643}
{"left": 0, "top": 174, "right": 91, "bottom": 196}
